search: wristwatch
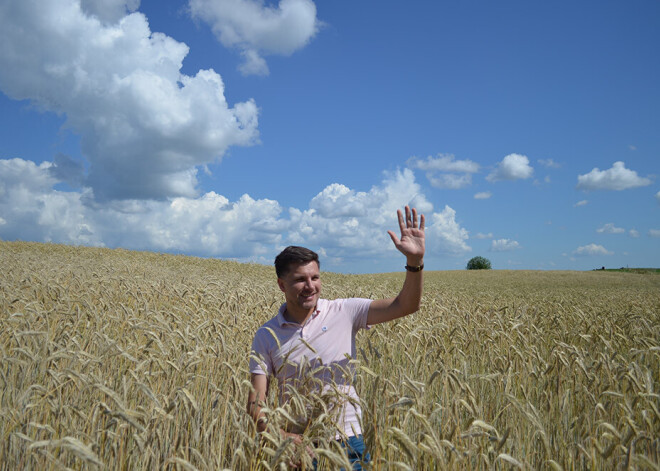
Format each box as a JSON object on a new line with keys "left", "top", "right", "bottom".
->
{"left": 405, "top": 264, "right": 424, "bottom": 272}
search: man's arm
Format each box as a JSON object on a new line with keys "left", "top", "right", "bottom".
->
{"left": 247, "top": 373, "right": 305, "bottom": 444}
{"left": 367, "top": 206, "right": 425, "bottom": 325}
{"left": 247, "top": 373, "right": 269, "bottom": 432}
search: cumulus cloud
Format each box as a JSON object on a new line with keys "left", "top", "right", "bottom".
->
{"left": 408, "top": 154, "right": 479, "bottom": 190}
{"left": 649, "top": 229, "right": 660, "bottom": 238}
{"left": 576, "top": 161, "right": 652, "bottom": 191}
{"left": 574, "top": 200, "right": 588, "bottom": 207}
{"left": 1, "top": 160, "right": 467, "bottom": 265}
{"left": 629, "top": 229, "right": 640, "bottom": 238}
{"left": 573, "top": 244, "right": 613, "bottom": 256}
{"left": 425, "top": 206, "right": 471, "bottom": 254}
{"left": 656, "top": 191, "right": 660, "bottom": 204}
{"left": 474, "top": 232, "right": 493, "bottom": 239}
{"left": 0, "top": 158, "right": 282, "bottom": 255}
{"left": 474, "top": 192, "right": 492, "bottom": 200}
{"left": 596, "top": 223, "right": 625, "bottom": 234}
{"left": 81, "top": 0, "right": 139, "bottom": 24}
{"left": 309, "top": 169, "right": 433, "bottom": 220}
{"left": 50, "top": 154, "right": 86, "bottom": 188}
{"left": 189, "top": 0, "right": 320, "bottom": 76}
{"left": 490, "top": 238, "right": 520, "bottom": 252}
{"left": 297, "top": 169, "right": 435, "bottom": 256}
{"left": 0, "top": 159, "right": 97, "bottom": 245}
{"left": 486, "top": 153, "right": 534, "bottom": 182}
{"left": 0, "top": 0, "right": 259, "bottom": 201}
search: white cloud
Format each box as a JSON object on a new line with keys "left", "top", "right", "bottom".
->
{"left": 81, "top": 0, "right": 139, "bottom": 24}
{"left": 474, "top": 192, "right": 492, "bottom": 200}
{"left": 538, "top": 158, "right": 560, "bottom": 168}
{"left": 238, "top": 49, "right": 270, "bottom": 76}
{"left": 425, "top": 206, "right": 471, "bottom": 254}
{"left": 189, "top": 0, "right": 320, "bottom": 76}
{"left": 0, "top": 159, "right": 99, "bottom": 245}
{"left": 574, "top": 200, "right": 588, "bottom": 207}
{"left": 490, "top": 238, "right": 520, "bottom": 252}
{"left": 656, "top": 191, "right": 660, "bottom": 204}
{"left": 408, "top": 154, "right": 480, "bottom": 173}
{"left": 1, "top": 160, "right": 466, "bottom": 264}
{"left": 649, "top": 229, "right": 660, "bottom": 238}
{"left": 0, "top": 0, "right": 259, "bottom": 201}
{"left": 0, "top": 158, "right": 283, "bottom": 256}
{"left": 629, "top": 229, "right": 640, "bottom": 238}
{"left": 596, "top": 223, "right": 625, "bottom": 234}
{"left": 486, "top": 153, "right": 534, "bottom": 182}
{"left": 426, "top": 173, "right": 473, "bottom": 190}
{"left": 407, "top": 154, "right": 479, "bottom": 190}
{"left": 309, "top": 183, "right": 367, "bottom": 218}
{"left": 298, "top": 169, "right": 436, "bottom": 256}
{"left": 309, "top": 169, "right": 432, "bottom": 220}
{"left": 573, "top": 244, "right": 613, "bottom": 256}
{"left": 474, "top": 232, "right": 493, "bottom": 239}
{"left": 576, "top": 161, "right": 652, "bottom": 191}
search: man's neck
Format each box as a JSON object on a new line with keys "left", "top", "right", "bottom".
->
{"left": 283, "top": 304, "right": 316, "bottom": 325}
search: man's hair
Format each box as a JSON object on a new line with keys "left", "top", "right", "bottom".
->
{"left": 274, "top": 246, "right": 320, "bottom": 278}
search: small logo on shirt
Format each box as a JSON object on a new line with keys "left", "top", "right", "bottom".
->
{"left": 321, "top": 326, "right": 328, "bottom": 332}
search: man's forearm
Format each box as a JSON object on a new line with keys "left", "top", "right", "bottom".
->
{"left": 247, "top": 374, "right": 269, "bottom": 432}
{"left": 366, "top": 255, "right": 424, "bottom": 325}
{"left": 247, "top": 400, "right": 267, "bottom": 432}
{"left": 397, "top": 255, "right": 424, "bottom": 315}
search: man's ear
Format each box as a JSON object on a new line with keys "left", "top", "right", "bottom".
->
{"left": 277, "top": 278, "right": 285, "bottom": 293}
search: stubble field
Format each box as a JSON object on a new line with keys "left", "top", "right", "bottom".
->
{"left": 1, "top": 241, "right": 659, "bottom": 470}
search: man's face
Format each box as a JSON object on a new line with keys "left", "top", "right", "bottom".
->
{"left": 277, "top": 261, "right": 321, "bottom": 314}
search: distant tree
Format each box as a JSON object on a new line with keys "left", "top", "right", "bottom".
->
{"left": 467, "top": 256, "right": 492, "bottom": 270}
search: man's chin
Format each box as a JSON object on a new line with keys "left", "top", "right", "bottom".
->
{"left": 299, "top": 295, "right": 318, "bottom": 307}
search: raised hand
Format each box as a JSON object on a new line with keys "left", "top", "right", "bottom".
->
{"left": 387, "top": 206, "right": 425, "bottom": 264}
{"left": 367, "top": 205, "right": 426, "bottom": 324}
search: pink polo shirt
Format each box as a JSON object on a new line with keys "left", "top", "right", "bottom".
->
{"left": 249, "top": 297, "right": 372, "bottom": 437}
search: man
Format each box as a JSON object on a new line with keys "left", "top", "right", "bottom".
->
{"left": 247, "top": 206, "right": 425, "bottom": 469}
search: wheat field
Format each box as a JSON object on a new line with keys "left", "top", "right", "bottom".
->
{"left": 1, "top": 241, "right": 658, "bottom": 470}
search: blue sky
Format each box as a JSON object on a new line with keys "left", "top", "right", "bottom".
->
{"left": 0, "top": 0, "right": 658, "bottom": 273}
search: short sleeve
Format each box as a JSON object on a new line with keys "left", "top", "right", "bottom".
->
{"left": 249, "top": 328, "right": 272, "bottom": 376}
{"left": 342, "top": 297, "right": 372, "bottom": 331}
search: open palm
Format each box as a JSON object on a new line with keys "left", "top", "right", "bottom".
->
{"left": 388, "top": 206, "right": 425, "bottom": 260}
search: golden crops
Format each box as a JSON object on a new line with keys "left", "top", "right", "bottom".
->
{"left": 1, "top": 241, "right": 659, "bottom": 470}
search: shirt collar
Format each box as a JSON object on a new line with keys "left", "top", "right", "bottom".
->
{"left": 276, "top": 299, "right": 325, "bottom": 327}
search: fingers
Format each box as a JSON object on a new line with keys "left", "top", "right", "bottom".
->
{"left": 400, "top": 205, "right": 423, "bottom": 230}
{"left": 397, "top": 209, "right": 405, "bottom": 232}
{"left": 388, "top": 230, "right": 401, "bottom": 246}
